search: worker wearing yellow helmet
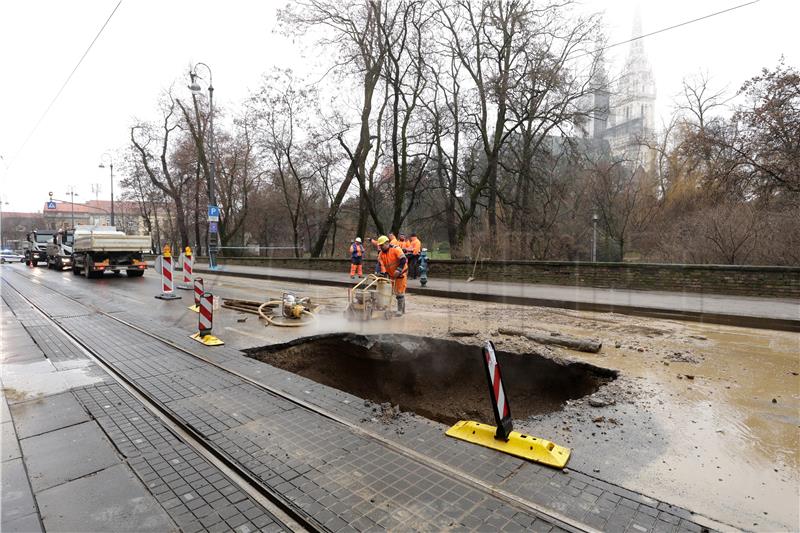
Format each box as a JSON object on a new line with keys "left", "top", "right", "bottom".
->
{"left": 376, "top": 235, "right": 408, "bottom": 315}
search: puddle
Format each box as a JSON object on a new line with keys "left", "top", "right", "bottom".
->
{"left": 246, "top": 333, "right": 617, "bottom": 425}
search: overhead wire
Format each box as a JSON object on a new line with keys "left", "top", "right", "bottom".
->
{"left": 572, "top": 0, "right": 761, "bottom": 61}
{"left": 7, "top": 0, "right": 124, "bottom": 171}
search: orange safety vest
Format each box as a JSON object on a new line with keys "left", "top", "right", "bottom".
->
{"left": 410, "top": 237, "right": 421, "bottom": 255}
{"left": 378, "top": 245, "right": 408, "bottom": 278}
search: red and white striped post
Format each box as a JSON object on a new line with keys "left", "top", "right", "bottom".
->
{"left": 189, "top": 277, "right": 204, "bottom": 312}
{"left": 190, "top": 291, "right": 223, "bottom": 345}
{"left": 155, "top": 244, "right": 181, "bottom": 300}
{"left": 199, "top": 292, "right": 213, "bottom": 335}
{"left": 482, "top": 341, "right": 513, "bottom": 440}
{"left": 178, "top": 246, "right": 193, "bottom": 290}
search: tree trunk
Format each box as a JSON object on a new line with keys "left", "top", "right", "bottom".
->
{"left": 357, "top": 189, "right": 368, "bottom": 241}
{"left": 310, "top": 71, "right": 379, "bottom": 256}
{"left": 497, "top": 327, "right": 602, "bottom": 353}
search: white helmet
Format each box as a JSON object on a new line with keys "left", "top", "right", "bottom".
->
{"left": 355, "top": 237, "right": 362, "bottom": 243}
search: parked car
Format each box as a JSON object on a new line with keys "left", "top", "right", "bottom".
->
{"left": 0, "top": 249, "right": 24, "bottom": 263}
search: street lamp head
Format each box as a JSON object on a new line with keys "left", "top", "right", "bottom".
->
{"left": 98, "top": 163, "right": 105, "bottom": 169}
{"left": 188, "top": 81, "right": 204, "bottom": 95}
{"left": 592, "top": 213, "right": 599, "bottom": 222}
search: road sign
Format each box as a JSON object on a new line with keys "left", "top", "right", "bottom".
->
{"left": 46, "top": 201, "right": 57, "bottom": 209}
{"left": 207, "top": 205, "right": 220, "bottom": 222}
{"left": 208, "top": 221, "right": 218, "bottom": 233}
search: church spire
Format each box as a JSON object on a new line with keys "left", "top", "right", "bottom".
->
{"left": 629, "top": 4, "right": 645, "bottom": 60}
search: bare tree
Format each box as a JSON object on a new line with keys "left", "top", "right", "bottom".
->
{"left": 130, "top": 91, "right": 192, "bottom": 248}
{"left": 588, "top": 156, "right": 658, "bottom": 260}
{"left": 279, "top": 0, "right": 387, "bottom": 256}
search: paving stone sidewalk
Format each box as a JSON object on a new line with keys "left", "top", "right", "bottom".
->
{"left": 1, "top": 284, "right": 289, "bottom": 533}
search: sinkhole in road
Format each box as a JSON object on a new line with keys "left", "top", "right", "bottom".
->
{"left": 246, "top": 333, "right": 617, "bottom": 425}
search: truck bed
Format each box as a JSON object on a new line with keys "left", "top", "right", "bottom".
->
{"left": 73, "top": 233, "right": 150, "bottom": 252}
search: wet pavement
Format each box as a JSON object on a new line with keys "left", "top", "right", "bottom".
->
{"left": 2, "top": 262, "right": 797, "bottom": 531}
{"left": 0, "top": 263, "right": 726, "bottom": 532}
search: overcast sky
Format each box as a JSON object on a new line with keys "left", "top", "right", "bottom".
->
{"left": 0, "top": 0, "right": 796, "bottom": 213}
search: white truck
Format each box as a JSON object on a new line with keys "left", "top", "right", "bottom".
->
{"left": 46, "top": 229, "right": 74, "bottom": 271}
{"left": 23, "top": 229, "right": 57, "bottom": 266}
{"left": 71, "top": 226, "right": 150, "bottom": 279}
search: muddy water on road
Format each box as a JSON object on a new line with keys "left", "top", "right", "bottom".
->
{"left": 503, "top": 312, "right": 800, "bottom": 531}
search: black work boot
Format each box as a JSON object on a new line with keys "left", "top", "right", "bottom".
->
{"left": 396, "top": 296, "right": 405, "bottom": 316}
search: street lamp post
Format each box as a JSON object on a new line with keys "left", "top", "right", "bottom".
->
{"left": 592, "top": 212, "right": 599, "bottom": 263}
{"left": 99, "top": 153, "right": 114, "bottom": 226}
{"left": 188, "top": 62, "right": 218, "bottom": 269}
{"left": 66, "top": 187, "right": 79, "bottom": 229}
{"left": 0, "top": 199, "right": 8, "bottom": 249}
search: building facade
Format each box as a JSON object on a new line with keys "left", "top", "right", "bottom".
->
{"left": 41, "top": 199, "right": 146, "bottom": 235}
{"left": 585, "top": 9, "right": 657, "bottom": 168}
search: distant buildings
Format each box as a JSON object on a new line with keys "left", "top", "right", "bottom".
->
{"left": 41, "top": 199, "right": 146, "bottom": 235}
{"left": 583, "top": 9, "right": 657, "bottom": 168}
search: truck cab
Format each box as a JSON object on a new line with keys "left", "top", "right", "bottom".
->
{"left": 22, "top": 230, "right": 56, "bottom": 266}
{"left": 46, "top": 229, "right": 74, "bottom": 271}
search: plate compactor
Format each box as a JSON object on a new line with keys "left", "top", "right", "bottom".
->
{"left": 344, "top": 274, "right": 394, "bottom": 321}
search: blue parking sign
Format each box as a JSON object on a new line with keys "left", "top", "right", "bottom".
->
{"left": 207, "top": 205, "right": 220, "bottom": 222}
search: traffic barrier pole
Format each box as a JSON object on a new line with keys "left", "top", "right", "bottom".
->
{"left": 190, "top": 292, "right": 224, "bottom": 346}
{"left": 189, "top": 277, "right": 203, "bottom": 312}
{"left": 155, "top": 244, "right": 181, "bottom": 300}
{"left": 444, "top": 340, "right": 571, "bottom": 468}
{"left": 483, "top": 340, "right": 513, "bottom": 439}
{"left": 178, "top": 247, "right": 193, "bottom": 290}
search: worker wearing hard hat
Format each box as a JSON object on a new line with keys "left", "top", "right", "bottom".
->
{"left": 349, "top": 237, "right": 365, "bottom": 278}
{"left": 376, "top": 235, "right": 408, "bottom": 315}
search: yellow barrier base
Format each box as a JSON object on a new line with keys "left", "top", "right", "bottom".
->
{"left": 188, "top": 304, "right": 200, "bottom": 313}
{"left": 190, "top": 332, "right": 224, "bottom": 346}
{"left": 445, "top": 420, "right": 571, "bottom": 469}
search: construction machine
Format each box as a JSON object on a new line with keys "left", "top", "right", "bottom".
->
{"left": 344, "top": 274, "right": 394, "bottom": 321}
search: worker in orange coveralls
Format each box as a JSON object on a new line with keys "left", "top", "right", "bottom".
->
{"left": 376, "top": 235, "right": 408, "bottom": 315}
{"left": 349, "top": 237, "right": 365, "bottom": 278}
{"left": 408, "top": 233, "right": 422, "bottom": 279}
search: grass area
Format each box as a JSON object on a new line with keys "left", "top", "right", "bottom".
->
{"left": 426, "top": 250, "right": 451, "bottom": 260}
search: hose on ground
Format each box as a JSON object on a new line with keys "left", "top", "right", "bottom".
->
{"left": 257, "top": 300, "right": 316, "bottom": 327}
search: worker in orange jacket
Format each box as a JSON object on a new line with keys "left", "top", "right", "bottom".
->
{"left": 408, "top": 233, "right": 422, "bottom": 279}
{"left": 349, "top": 237, "right": 365, "bottom": 278}
{"left": 376, "top": 235, "right": 407, "bottom": 315}
{"left": 399, "top": 233, "right": 412, "bottom": 255}
{"left": 388, "top": 232, "right": 399, "bottom": 247}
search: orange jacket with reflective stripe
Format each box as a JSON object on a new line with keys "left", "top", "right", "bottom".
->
{"left": 378, "top": 245, "right": 408, "bottom": 278}
{"left": 410, "top": 237, "right": 421, "bottom": 255}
